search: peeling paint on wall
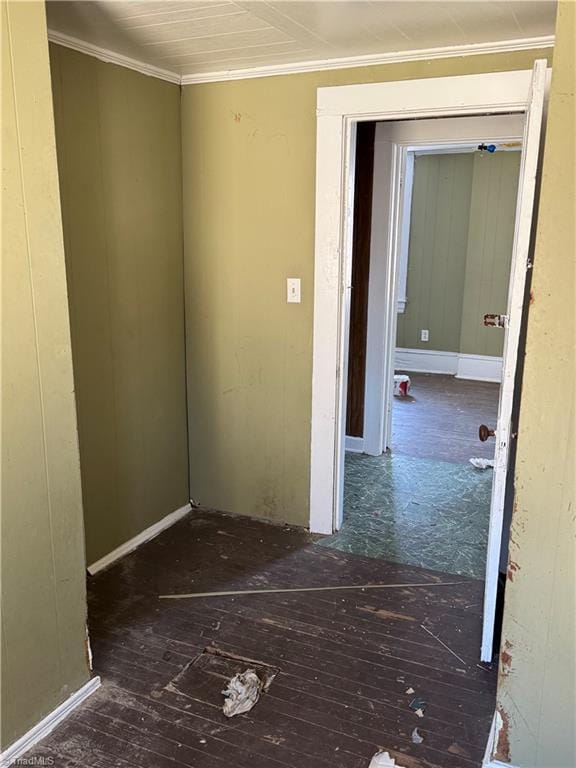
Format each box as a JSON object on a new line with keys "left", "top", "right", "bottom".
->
{"left": 494, "top": 4, "right": 575, "bottom": 766}
{"left": 507, "top": 560, "right": 520, "bottom": 582}
{"left": 500, "top": 640, "right": 513, "bottom": 675}
{"left": 494, "top": 707, "right": 512, "bottom": 763}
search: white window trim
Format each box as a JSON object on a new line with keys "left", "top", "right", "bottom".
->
{"left": 395, "top": 150, "right": 414, "bottom": 314}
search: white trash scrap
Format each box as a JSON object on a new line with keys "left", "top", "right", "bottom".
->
{"left": 469, "top": 457, "right": 495, "bottom": 470}
{"left": 411, "top": 727, "right": 424, "bottom": 744}
{"left": 222, "top": 669, "right": 262, "bottom": 717}
{"left": 393, "top": 374, "right": 411, "bottom": 397}
{"left": 368, "top": 751, "right": 406, "bottom": 767}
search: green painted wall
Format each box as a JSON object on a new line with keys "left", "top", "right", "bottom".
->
{"left": 495, "top": 3, "right": 575, "bottom": 766}
{"left": 1, "top": 1, "right": 90, "bottom": 748}
{"left": 181, "top": 47, "right": 551, "bottom": 526}
{"left": 49, "top": 45, "right": 189, "bottom": 565}
{"left": 396, "top": 150, "right": 521, "bottom": 356}
{"left": 460, "top": 151, "right": 521, "bottom": 356}
{"left": 396, "top": 153, "right": 474, "bottom": 353}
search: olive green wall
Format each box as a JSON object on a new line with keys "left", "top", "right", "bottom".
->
{"left": 181, "top": 48, "right": 551, "bottom": 526}
{"left": 49, "top": 45, "right": 189, "bottom": 565}
{"left": 396, "top": 153, "right": 474, "bottom": 353}
{"left": 396, "top": 150, "right": 520, "bottom": 356}
{"left": 495, "top": 3, "right": 575, "bottom": 766}
{"left": 460, "top": 151, "right": 521, "bottom": 356}
{"left": 1, "top": 1, "right": 90, "bottom": 749}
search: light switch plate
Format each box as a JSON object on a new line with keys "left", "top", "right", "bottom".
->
{"left": 287, "top": 278, "right": 301, "bottom": 303}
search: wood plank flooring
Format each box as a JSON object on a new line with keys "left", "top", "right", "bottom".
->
{"left": 392, "top": 372, "right": 500, "bottom": 464}
{"left": 26, "top": 508, "right": 497, "bottom": 768}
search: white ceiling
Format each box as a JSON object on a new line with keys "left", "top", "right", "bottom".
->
{"left": 46, "top": 0, "right": 557, "bottom": 83}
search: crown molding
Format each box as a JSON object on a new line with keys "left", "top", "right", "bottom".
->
{"left": 47, "top": 30, "right": 554, "bottom": 87}
{"left": 47, "top": 29, "right": 181, "bottom": 84}
{"left": 181, "top": 35, "right": 554, "bottom": 85}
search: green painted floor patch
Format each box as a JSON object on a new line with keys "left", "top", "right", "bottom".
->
{"left": 318, "top": 452, "right": 492, "bottom": 579}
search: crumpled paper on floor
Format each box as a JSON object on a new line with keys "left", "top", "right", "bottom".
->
{"left": 469, "top": 457, "right": 495, "bottom": 470}
{"left": 368, "top": 751, "right": 406, "bottom": 767}
{"left": 222, "top": 669, "right": 262, "bottom": 717}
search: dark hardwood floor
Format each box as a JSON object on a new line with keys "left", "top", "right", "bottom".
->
{"left": 392, "top": 372, "right": 500, "bottom": 464}
{"left": 27, "top": 508, "right": 497, "bottom": 768}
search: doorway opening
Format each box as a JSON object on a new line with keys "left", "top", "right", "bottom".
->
{"left": 325, "top": 117, "right": 522, "bottom": 582}
{"left": 309, "top": 64, "right": 547, "bottom": 660}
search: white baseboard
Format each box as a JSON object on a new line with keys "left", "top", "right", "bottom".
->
{"left": 395, "top": 347, "right": 502, "bottom": 382}
{"left": 0, "top": 676, "right": 100, "bottom": 767}
{"left": 395, "top": 347, "right": 458, "bottom": 375}
{"left": 87, "top": 503, "right": 192, "bottom": 575}
{"left": 345, "top": 436, "right": 365, "bottom": 453}
{"left": 456, "top": 353, "right": 503, "bottom": 382}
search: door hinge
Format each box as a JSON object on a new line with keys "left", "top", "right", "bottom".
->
{"left": 483, "top": 313, "right": 509, "bottom": 329}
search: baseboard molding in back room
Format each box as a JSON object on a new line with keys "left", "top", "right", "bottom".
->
{"left": 87, "top": 503, "right": 192, "bottom": 575}
{"left": 395, "top": 347, "right": 502, "bottom": 382}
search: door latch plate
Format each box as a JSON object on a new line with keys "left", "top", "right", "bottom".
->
{"left": 483, "top": 313, "right": 509, "bottom": 328}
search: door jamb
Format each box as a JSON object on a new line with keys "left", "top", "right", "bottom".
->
{"left": 363, "top": 132, "right": 523, "bottom": 458}
{"left": 310, "top": 69, "right": 538, "bottom": 536}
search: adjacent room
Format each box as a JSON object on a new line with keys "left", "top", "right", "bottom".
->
{"left": 331, "top": 122, "right": 522, "bottom": 582}
{"left": 3, "top": 2, "right": 574, "bottom": 768}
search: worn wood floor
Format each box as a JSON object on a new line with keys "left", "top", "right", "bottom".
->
{"left": 27, "top": 509, "right": 497, "bottom": 768}
{"left": 392, "top": 372, "right": 500, "bottom": 464}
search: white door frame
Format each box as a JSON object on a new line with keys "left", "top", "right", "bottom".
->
{"left": 363, "top": 115, "right": 525, "bottom": 457}
{"left": 309, "top": 64, "right": 548, "bottom": 660}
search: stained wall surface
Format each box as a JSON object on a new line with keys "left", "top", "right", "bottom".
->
{"left": 494, "top": 2, "right": 575, "bottom": 766}
{"left": 181, "top": 48, "right": 551, "bottom": 525}
{"left": 1, "top": 1, "right": 90, "bottom": 748}
{"left": 50, "top": 44, "right": 189, "bottom": 565}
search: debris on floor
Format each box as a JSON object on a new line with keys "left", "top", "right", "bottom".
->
{"left": 393, "top": 374, "right": 411, "bottom": 397}
{"left": 166, "top": 644, "right": 278, "bottom": 718}
{"left": 469, "top": 457, "right": 495, "bottom": 469}
{"left": 411, "top": 727, "right": 424, "bottom": 744}
{"left": 22, "top": 506, "right": 500, "bottom": 767}
{"left": 409, "top": 696, "right": 427, "bottom": 717}
{"left": 222, "top": 669, "right": 262, "bottom": 717}
{"left": 158, "top": 579, "right": 463, "bottom": 600}
{"left": 368, "top": 751, "right": 406, "bottom": 767}
{"left": 420, "top": 622, "right": 467, "bottom": 665}
{"left": 218, "top": 644, "right": 280, "bottom": 717}
{"left": 405, "top": 687, "right": 415, "bottom": 694}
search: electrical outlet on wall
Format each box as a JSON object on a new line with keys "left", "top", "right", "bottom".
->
{"left": 420, "top": 329, "right": 429, "bottom": 342}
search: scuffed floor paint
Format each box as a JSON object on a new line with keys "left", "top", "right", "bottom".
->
{"left": 319, "top": 452, "right": 492, "bottom": 578}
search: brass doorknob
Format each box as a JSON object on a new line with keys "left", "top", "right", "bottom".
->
{"left": 479, "top": 424, "right": 496, "bottom": 442}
